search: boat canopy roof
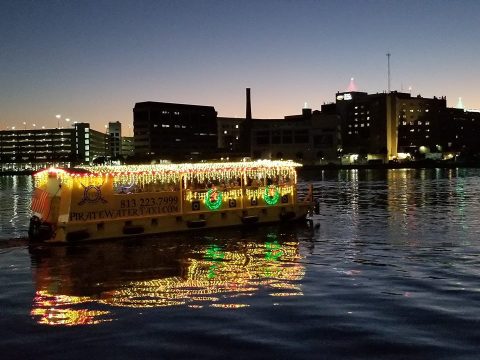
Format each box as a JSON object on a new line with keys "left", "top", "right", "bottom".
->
{"left": 34, "top": 160, "right": 301, "bottom": 180}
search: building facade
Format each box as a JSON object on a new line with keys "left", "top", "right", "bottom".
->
{"left": 133, "top": 102, "right": 218, "bottom": 162}
{"left": 249, "top": 107, "right": 341, "bottom": 164}
{"left": 121, "top": 136, "right": 135, "bottom": 159}
{"left": 0, "top": 123, "right": 107, "bottom": 171}
{"left": 108, "top": 121, "right": 122, "bottom": 158}
{"left": 217, "top": 117, "right": 243, "bottom": 154}
{"left": 335, "top": 91, "right": 451, "bottom": 162}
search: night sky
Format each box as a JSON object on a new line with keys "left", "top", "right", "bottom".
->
{"left": 1, "top": 0, "right": 479, "bottom": 133}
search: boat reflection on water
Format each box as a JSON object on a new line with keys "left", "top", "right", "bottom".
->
{"left": 29, "top": 228, "right": 306, "bottom": 326}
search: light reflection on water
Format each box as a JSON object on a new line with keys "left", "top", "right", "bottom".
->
{"left": 0, "top": 175, "right": 33, "bottom": 240}
{"left": 2, "top": 169, "right": 480, "bottom": 358}
{"left": 29, "top": 231, "right": 305, "bottom": 326}
{"left": 304, "top": 168, "right": 480, "bottom": 247}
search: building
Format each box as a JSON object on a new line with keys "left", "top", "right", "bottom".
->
{"left": 121, "top": 136, "right": 135, "bottom": 159}
{"left": 74, "top": 123, "right": 108, "bottom": 164}
{"left": 0, "top": 123, "right": 107, "bottom": 171}
{"left": 439, "top": 108, "right": 480, "bottom": 157}
{"left": 310, "top": 104, "right": 341, "bottom": 163}
{"left": 133, "top": 102, "right": 218, "bottom": 162}
{"left": 108, "top": 121, "right": 122, "bottom": 158}
{"left": 249, "top": 107, "right": 341, "bottom": 165}
{"left": 335, "top": 91, "right": 449, "bottom": 162}
{"left": 217, "top": 117, "right": 243, "bottom": 154}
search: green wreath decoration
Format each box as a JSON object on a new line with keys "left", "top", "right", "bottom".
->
{"left": 263, "top": 185, "right": 280, "bottom": 205}
{"left": 205, "top": 188, "right": 223, "bottom": 210}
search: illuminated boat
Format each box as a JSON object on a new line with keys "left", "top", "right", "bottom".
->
{"left": 28, "top": 160, "right": 314, "bottom": 242}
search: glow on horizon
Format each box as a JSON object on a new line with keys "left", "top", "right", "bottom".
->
{"left": 1, "top": 1, "right": 479, "bottom": 132}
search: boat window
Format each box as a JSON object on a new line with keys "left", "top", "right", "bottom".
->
{"left": 186, "top": 175, "right": 242, "bottom": 191}
{"left": 113, "top": 177, "right": 180, "bottom": 194}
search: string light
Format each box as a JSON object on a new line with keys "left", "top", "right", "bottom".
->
{"left": 33, "top": 160, "right": 300, "bottom": 212}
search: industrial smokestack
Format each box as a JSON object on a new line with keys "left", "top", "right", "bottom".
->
{"left": 246, "top": 88, "right": 252, "bottom": 120}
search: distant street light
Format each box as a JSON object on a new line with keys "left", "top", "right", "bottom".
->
{"left": 56, "top": 114, "right": 61, "bottom": 128}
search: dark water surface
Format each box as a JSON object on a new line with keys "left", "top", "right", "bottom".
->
{"left": 1, "top": 169, "right": 480, "bottom": 359}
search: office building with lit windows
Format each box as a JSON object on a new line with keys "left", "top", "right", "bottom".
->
{"left": 0, "top": 123, "right": 107, "bottom": 171}
{"left": 133, "top": 102, "right": 218, "bottom": 162}
{"left": 108, "top": 121, "right": 122, "bottom": 158}
{"left": 217, "top": 117, "right": 243, "bottom": 154}
{"left": 335, "top": 91, "right": 452, "bottom": 161}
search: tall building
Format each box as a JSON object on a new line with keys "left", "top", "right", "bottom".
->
{"left": 217, "top": 117, "right": 243, "bottom": 154}
{"left": 74, "top": 123, "right": 108, "bottom": 164}
{"left": 108, "top": 121, "right": 122, "bottom": 158}
{"left": 121, "top": 136, "right": 135, "bottom": 159}
{"left": 439, "top": 108, "right": 480, "bottom": 156}
{"left": 0, "top": 123, "right": 107, "bottom": 171}
{"left": 133, "top": 102, "right": 218, "bottom": 162}
{"left": 335, "top": 91, "right": 448, "bottom": 161}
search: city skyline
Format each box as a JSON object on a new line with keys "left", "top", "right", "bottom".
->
{"left": 1, "top": 0, "right": 479, "bottom": 133}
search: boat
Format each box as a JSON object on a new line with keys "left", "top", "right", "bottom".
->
{"left": 28, "top": 160, "right": 314, "bottom": 242}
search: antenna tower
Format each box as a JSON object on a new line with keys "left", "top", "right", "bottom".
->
{"left": 386, "top": 52, "right": 391, "bottom": 93}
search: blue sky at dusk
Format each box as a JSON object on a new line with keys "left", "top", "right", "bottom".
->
{"left": 1, "top": 0, "right": 479, "bottom": 133}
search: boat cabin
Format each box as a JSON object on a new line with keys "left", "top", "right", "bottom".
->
{"left": 30, "top": 160, "right": 311, "bottom": 242}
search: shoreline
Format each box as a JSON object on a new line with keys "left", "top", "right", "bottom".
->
{"left": 300, "top": 161, "right": 480, "bottom": 172}
{"left": 2, "top": 161, "right": 480, "bottom": 176}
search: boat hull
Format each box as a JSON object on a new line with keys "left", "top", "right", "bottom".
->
{"left": 37, "top": 203, "right": 311, "bottom": 243}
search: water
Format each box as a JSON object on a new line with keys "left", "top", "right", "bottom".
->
{"left": 1, "top": 169, "right": 480, "bottom": 359}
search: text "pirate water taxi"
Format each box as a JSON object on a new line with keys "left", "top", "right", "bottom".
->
{"left": 29, "top": 160, "right": 314, "bottom": 242}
